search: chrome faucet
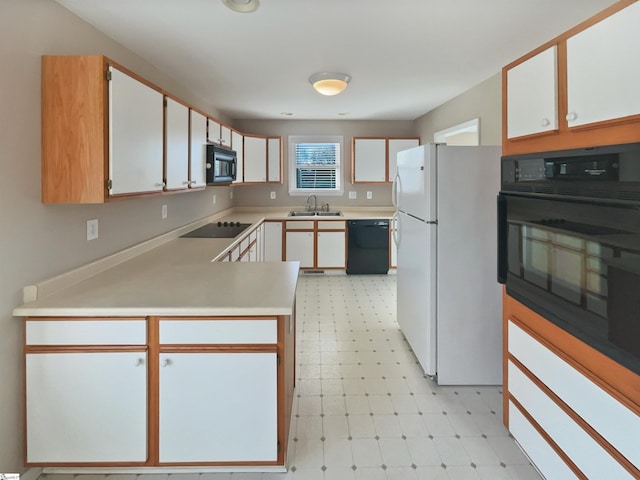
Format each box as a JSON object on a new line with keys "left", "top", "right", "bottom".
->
{"left": 306, "top": 194, "right": 318, "bottom": 212}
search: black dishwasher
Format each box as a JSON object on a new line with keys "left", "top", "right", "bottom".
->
{"left": 347, "top": 219, "right": 390, "bottom": 274}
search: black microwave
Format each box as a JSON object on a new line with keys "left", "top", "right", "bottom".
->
{"left": 497, "top": 142, "right": 640, "bottom": 375}
{"left": 206, "top": 144, "right": 237, "bottom": 185}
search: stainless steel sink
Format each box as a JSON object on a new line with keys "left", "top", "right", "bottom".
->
{"left": 316, "top": 211, "right": 343, "bottom": 216}
{"left": 288, "top": 211, "right": 316, "bottom": 217}
{"left": 288, "top": 211, "right": 343, "bottom": 217}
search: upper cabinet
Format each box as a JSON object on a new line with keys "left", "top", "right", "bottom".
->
{"left": 42, "top": 56, "right": 170, "bottom": 203}
{"left": 506, "top": 46, "right": 558, "bottom": 139}
{"left": 108, "top": 66, "right": 165, "bottom": 196}
{"left": 164, "top": 97, "right": 190, "bottom": 191}
{"left": 502, "top": 0, "right": 640, "bottom": 155}
{"left": 352, "top": 137, "right": 419, "bottom": 184}
{"left": 267, "top": 137, "right": 282, "bottom": 183}
{"left": 565, "top": 1, "right": 640, "bottom": 128}
{"left": 189, "top": 110, "right": 208, "bottom": 189}
{"left": 231, "top": 130, "right": 244, "bottom": 184}
{"left": 244, "top": 135, "right": 267, "bottom": 183}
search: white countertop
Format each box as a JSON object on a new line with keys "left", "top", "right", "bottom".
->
{"left": 13, "top": 206, "right": 394, "bottom": 318}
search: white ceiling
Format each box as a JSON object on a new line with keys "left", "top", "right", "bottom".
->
{"left": 55, "top": 0, "right": 615, "bottom": 121}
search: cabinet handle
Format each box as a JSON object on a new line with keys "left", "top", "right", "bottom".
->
{"left": 566, "top": 112, "right": 578, "bottom": 122}
{"left": 183, "top": 180, "right": 191, "bottom": 185}
{"left": 540, "top": 118, "right": 550, "bottom": 127}
{"left": 161, "top": 358, "right": 173, "bottom": 368}
{"left": 156, "top": 182, "right": 166, "bottom": 188}
{"left": 135, "top": 358, "right": 145, "bottom": 367}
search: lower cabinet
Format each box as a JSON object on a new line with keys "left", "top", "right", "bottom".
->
{"left": 284, "top": 220, "right": 346, "bottom": 269}
{"left": 505, "top": 300, "right": 640, "bottom": 479}
{"left": 26, "top": 351, "right": 147, "bottom": 463}
{"left": 159, "top": 352, "right": 277, "bottom": 463}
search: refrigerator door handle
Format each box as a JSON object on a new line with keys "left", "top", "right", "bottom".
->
{"left": 392, "top": 173, "right": 401, "bottom": 208}
{"left": 497, "top": 193, "right": 508, "bottom": 284}
{"left": 392, "top": 211, "right": 400, "bottom": 247}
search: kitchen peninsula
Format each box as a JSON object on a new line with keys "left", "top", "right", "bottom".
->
{"left": 14, "top": 215, "right": 301, "bottom": 471}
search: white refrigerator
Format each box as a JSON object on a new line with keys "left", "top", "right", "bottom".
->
{"left": 393, "top": 144, "right": 502, "bottom": 385}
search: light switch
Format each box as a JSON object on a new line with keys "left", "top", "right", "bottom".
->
{"left": 161, "top": 204, "right": 168, "bottom": 219}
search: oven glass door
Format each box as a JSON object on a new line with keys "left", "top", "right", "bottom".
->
{"left": 499, "top": 193, "right": 640, "bottom": 374}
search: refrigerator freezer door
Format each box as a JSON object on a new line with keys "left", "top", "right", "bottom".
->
{"left": 396, "top": 145, "right": 437, "bottom": 222}
{"left": 396, "top": 212, "right": 437, "bottom": 376}
{"left": 435, "top": 146, "right": 502, "bottom": 385}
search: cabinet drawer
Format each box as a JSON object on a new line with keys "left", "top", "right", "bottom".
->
{"left": 285, "top": 220, "right": 314, "bottom": 230}
{"left": 508, "top": 320, "right": 640, "bottom": 466}
{"left": 160, "top": 318, "right": 277, "bottom": 344}
{"left": 26, "top": 319, "right": 146, "bottom": 345}
{"left": 509, "top": 361, "right": 632, "bottom": 479}
{"left": 317, "top": 220, "right": 345, "bottom": 230}
{"left": 508, "top": 401, "right": 578, "bottom": 479}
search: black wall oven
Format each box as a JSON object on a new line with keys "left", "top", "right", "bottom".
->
{"left": 498, "top": 142, "right": 640, "bottom": 375}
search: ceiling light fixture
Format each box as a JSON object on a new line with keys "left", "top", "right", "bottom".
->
{"left": 222, "top": 0, "right": 259, "bottom": 13}
{"left": 309, "top": 72, "right": 351, "bottom": 96}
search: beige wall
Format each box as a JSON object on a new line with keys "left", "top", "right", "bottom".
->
{"left": 233, "top": 120, "right": 416, "bottom": 208}
{"left": 0, "top": 0, "right": 232, "bottom": 471}
{"left": 414, "top": 73, "right": 502, "bottom": 146}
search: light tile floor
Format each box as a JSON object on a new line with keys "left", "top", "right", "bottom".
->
{"left": 41, "top": 274, "right": 540, "bottom": 480}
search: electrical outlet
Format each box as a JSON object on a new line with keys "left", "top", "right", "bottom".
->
{"left": 270, "top": 191, "right": 276, "bottom": 200}
{"left": 349, "top": 191, "right": 357, "bottom": 199}
{"left": 367, "top": 191, "right": 372, "bottom": 200}
{"left": 86, "top": 219, "right": 99, "bottom": 241}
{"left": 212, "top": 194, "right": 217, "bottom": 205}
{"left": 161, "top": 204, "right": 168, "bottom": 219}
{"left": 230, "top": 190, "right": 233, "bottom": 200}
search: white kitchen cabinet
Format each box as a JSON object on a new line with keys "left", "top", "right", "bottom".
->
{"left": 164, "top": 97, "right": 190, "bottom": 190}
{"left": 506, "top": 46, "right": 558, "bottom": 139}
{"left": 285, "top": 231, "right": 314, "bottom": 268}
{"left": 158, "top": 352, "right": 278, "bottom": 463}
{"left": 566, "top": 1, "right": 640, "bottom": 128}
{"left": 353, "top": 138, "right": 387, "bottom": 183}
{"left": 220, "top": 124, "right": 232, "bottom": 147}
{"left": 244, "top": 135, "right": 268, "bottom": 183}
{"left": 189, "top": 110, "right": 207, "bottom": 188}
{"left": 207, "top": 118, "right": 221, "bottom": 144}
{"left": 108, "top": 66, "right": 164, "bottom": 195}
{"left": 267, "top": 137, "right": 282, "bottom": 183}
{"left": 388, "top": 138, "right": 420, "bottom": 181}
{"left": 264, "top": 221, "right": 283, "bottom": 261}
{"left": 231, "top": 130, "right": 244, "bottom": 184}
{"left": 26, "top": 351, "right": 147, "bottom": 463}
{"left": 317, "top": 231, "right": 345, "bottom": 268}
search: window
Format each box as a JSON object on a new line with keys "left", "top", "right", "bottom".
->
{"left": 288, "top": 135, "right": 343, "bottom": 196}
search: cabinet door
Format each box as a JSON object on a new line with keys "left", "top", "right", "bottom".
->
{"left": 388, "top": 138, "right": 419, "bottom": 182}
{"left": 208, "top": 118, "right": 221, "bottom": 144}
{"left": 108, "top": 66, "right": 164, "bottom": 195}
{"left": 159, "top": 352, "right": 277, "bottom": 462}
{"left": 267, "top": 137, "right": 282, "bottom": 183}
{"left": 189, "top": 110, "right": 207, "bottom": 188}
{"left": 506, "top": 46, "right": 558, "bottom": 139}
{"left": 264, "top": 221, "right": 283, "bottom": 261}
{"left": 317, "top": 231, "right": 346, "bottom": 268}
{"left": 220, "top": 124, "right": 232, "bottom": 147}
{"left": 165, "top": 97, "right": 190, "bottom": 190}
{"left": 231, "top": 130, "right": 244, "bottom": 184}
{"left": 566, "top": 2, "right": 640, "bottom": 128}
{"left": 244, "top": 136, "right": 268, "bottom": 183}
{"left": 285, "top": 231, "right": 314, "bottom": 268}
{"left": 26, "top": 351, "right": 147, "bottom": 463}
{"left": 353, "top": 138, "right": 386, "bottom": 183}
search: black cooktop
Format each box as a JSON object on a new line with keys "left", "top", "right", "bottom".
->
{"left": 180, "top": 222, "right": 252, "bottom": 239}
